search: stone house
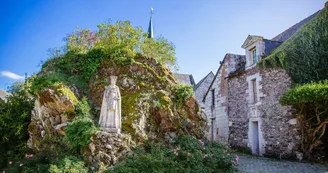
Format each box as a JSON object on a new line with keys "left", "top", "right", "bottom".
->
{"left": 203, "top": 10, "right": 320, "bottom": 157}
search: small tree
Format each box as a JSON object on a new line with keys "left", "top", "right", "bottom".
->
{"left": 280, "top": 80, "right": 328, "bottom": 158}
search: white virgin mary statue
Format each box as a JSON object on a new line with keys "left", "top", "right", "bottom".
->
{"left": 99, "top": 76, "right": 121, "bottom": 133}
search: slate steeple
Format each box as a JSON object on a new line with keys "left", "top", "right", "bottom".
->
{"left": 147, "top": 8, "right": 154, "bottom": 38}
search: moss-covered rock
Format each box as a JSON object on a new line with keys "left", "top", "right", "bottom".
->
{"left": 25, "top": 21, "right": 207, "bottom": 170}
{"left": 27, "top": 84, "right": 77, "bottom": 153}
{"left": 89, "top": 57, "right": 206, "bottom": 143}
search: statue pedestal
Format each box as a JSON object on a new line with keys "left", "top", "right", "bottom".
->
{"left": 101, "top": 128, "right": 121, "bottom": 134}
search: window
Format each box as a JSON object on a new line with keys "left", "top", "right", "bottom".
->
{"left": 250, "top": 47, "right": 257, "bottom": 64}
{"left": 252, "top": 79, "right": 257, "bottom": 104}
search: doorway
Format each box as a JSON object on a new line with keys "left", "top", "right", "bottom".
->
{"left": 251, "top": 121, "right": 260, "bottom": 155}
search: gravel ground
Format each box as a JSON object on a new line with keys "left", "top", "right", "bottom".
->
{"left": 234, "top": 153, "right": 328, "bottom": 173}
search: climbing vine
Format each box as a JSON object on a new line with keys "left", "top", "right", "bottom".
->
{"left": 257, "top": 6, "right": 328, "bottom": 160}
{"left": 258, "top": 7, "right": 328, "bottom": 84}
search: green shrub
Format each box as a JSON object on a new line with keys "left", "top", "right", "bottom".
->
{"left": 29, "top": 72, "right": 67, "bottom": 94}
{"left": 107, "top": 136, "right": 237, "bottom": 173}
{"left": 0, "top": 82, "right": 34, "bottom": 168}
{"left": 2, "top": 154, "right": 51, "bottom": 173}
{"left": 48, "top": 156, "right": 88, "bottom": 173}
{"left": 174, "top": 84, "right": 194, "bottom": 107}
{"left": 3, "top": 155, "right": 87, "bottom": 173}
{"left": 280, "top": 80, "right": 328, "bottom": 105}
{"left": 64, "top": 99, "right": 97, "bottom": 153}
{"left": 64, "top": 118, "right": 97, "bottom": 153}
{"left": 74, "top": 97, "right": 91, "bottom": 119}
{"left": 280, "top": 80, "right": 328, "bottom": 158}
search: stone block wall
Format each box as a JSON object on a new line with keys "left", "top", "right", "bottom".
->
{"left": 258, "top": 69, "right": 301, "bottom": 156}
{"left": 228, "top": 67, "right": 301, "bottom": 157}
{"left": 227, "top": 70, "right": 249, "bottom": 149}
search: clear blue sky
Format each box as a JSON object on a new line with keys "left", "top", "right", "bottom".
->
{"left": 0, "top": 0, "right": 325, "bottom": 90}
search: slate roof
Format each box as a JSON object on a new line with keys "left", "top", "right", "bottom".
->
{"left": 174, "top": 73, "right": 195, "bottom": 86}
{"left": 194, "top": 71, "right": 214, "bottom": 91}
{"left": 263, "top": 39, "right": 282, "bottom": 56}
{"left": 271, "top": 10, "right": 320, "bottom": 42}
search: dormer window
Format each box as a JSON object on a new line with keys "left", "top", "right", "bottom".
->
{"left": 250, "top": 47, "right": 257, "bottom": 65}
{"left": 241, "top": 35, "right": 264, "bottom": 69}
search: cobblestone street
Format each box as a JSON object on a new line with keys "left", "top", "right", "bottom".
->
{"left": 235, "top": 154, "right": 328, "bottom": 173}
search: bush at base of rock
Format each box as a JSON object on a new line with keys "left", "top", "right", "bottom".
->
{"left": 2, "top": 155, "right": 88, "bottom": 173}
{"left": 106, "top": 136, "right": 237, "bottom": 173}
{"left": 48, "top": 156, "right": 88, "bottom": 173}
{"left": 64, "top": 98, "right": 98, "bottom": 154}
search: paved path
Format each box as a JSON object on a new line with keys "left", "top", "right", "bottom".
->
{"left": 235, "top": 154, "right": 328, "bottom": 173}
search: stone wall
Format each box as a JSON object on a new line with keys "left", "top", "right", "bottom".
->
{"left": 228, "top": 67, "right": 301, "bottom": 157}
{"left": 203, "top": 54, "right": 245, "bottom": 143}
{"left": 259, "top": 68, "right": 301, "bottom": 157}
{"left": 87, "top": 131, "right": 135, "bottom": 169}
{"left": 194, "top": 72, "right": 214, "bottom": 109}
{"left": 227, "top": 69, "right": 249, "bottom": 149}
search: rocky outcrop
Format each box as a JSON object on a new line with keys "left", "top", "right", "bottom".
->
{"left": 89, "top": 57, "right": 206, "bottom": 143}
{"left": 27, "top": 84, "right": 77, "bottom": 152}
{"left": 28, "top": 57, "right": 206, "bottom": 167}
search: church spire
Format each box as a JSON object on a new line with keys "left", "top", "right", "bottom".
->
{"left": 147, "top": 8, "right": 154, "bottom": 38}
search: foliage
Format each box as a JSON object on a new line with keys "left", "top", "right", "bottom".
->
{"left": 174, "top": 84, "right": 194, "bottom": 107}
{"left": 48, "top": 156, "right": 88, "bottom": 173}
{"left": 74, "top": 97, "right": 91, "bottom": 119}
{"left": 2, "top": 154, "right": 51, "bottom": 173}
{"left": 64, "top": 119, "right": 97, "bottom": 153}
{"left": 2, "top": 155, "right": 87, "bottom": 173}
{"left": 63, "top": 99, "right": 97, "bottom": 153}
{"left": 33, "top": 21, "right": 177, "bottom": 94}
{"left": 29, "top": 72, "right": 67, "bottom": 94}
{"left": 64, "top": 28, "right": 98, "bottom": 53}
{"left": 280, "top": 80, "right": 328, "bottom": 158}
{"left": 280, "top": 80, "right": 328, "bottom": 105}
{"left": 0, "top": 82, "right": 34, "bottom": 168}
{"left": 258, "top": 7, "right": 328, "bottom": 84}
{"left": 141, "top": 36, "right": 177, "bottom": 70}
{"left": 106, "top": 136, "right": 237, "bottom": 173}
